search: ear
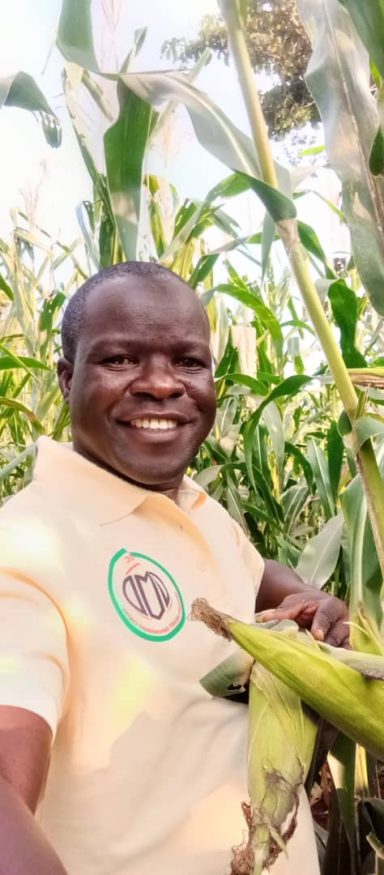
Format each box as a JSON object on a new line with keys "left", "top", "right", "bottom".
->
{"left": 57, "top": 358, "right": 74, "bottom": 402}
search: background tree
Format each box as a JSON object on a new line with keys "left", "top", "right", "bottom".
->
{"left": 162, "top": 0, "right": 319, "bottom": 139}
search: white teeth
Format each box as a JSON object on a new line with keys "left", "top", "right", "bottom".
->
{"left": 130, "top": 418, "right": 178, "bottom": 430}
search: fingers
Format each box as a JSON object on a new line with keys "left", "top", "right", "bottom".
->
{"left": 311, "top": 601, "right": 350, "bottom": 647}
{"left": 260, "top": 598, "right": 318, "bottom": 626}
{"left": 260, "top": 596, "right": 350, "bottom": 648}
{"left": 320, "top": 620, "right": 350, "bottom": 647}
{"left": 259, "top": 603, "right": 304, "bottom": 623}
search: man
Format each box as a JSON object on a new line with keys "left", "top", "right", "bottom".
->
{"left": 0, "top": 262, "right": 347, "bottom": 874}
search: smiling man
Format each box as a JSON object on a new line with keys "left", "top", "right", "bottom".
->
{"left": 0, "top": 262, "right": 347, "bottom": 875}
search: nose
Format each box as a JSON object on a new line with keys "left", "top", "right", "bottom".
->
{"left": 129, "top": 358, "right": 185, "bottom": 400}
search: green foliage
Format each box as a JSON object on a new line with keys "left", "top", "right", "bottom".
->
{"left": 162, "top": 0, "right": 319, "bottom": 139}
{"left": 297, "top": 0, "right": 384, "bottom": 317}
{"left": 0, "top": 215, "right": 86, "bottom": 500}
{"left": 0, "top": 72, "right": 62, "bottom": 147}
{"left": 3, "top": 1, "right": 384, "bottom": 867}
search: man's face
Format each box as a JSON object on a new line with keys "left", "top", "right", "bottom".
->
{"left": 58, "top": 273, "right": 216, "bottom": 491}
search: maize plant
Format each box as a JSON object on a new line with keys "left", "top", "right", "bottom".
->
{"left": 192, "top": 599, "right": 384, "bottom": 873}
{"left": 201, "top": 647, "right": 318, "bottom": 874}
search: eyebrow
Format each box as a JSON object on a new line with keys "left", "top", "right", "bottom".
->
{"left": 85, "top": 336, "right": 211, "bottom": 355}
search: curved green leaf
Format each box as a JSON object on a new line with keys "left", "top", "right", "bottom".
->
{"left": 340, "top": 442, "right": 384, "bottom": 624}
{"left": 281, "top": 483, "right": 309, "bottom": 534}
{"left": 0, "top": 72, "right": 61, "bottom": 147}
{"left": 354, "top": 415, "right": 384, "bottom": 451}
{"left": 214, "top": 283, "right": 283, "bottom": 353}
{"left": 297, "top": 0, "right": 384, "bottom": 315}
{"left": 262, "top": 401, "right": 285, "bottom": 483}
{"left": 0, "top": 274, "right": 13, "bottom": 301}
{"left": 0, "top": 355, "right": 49, "bottom": 372}
{"left": 0, "top": 396, "right": 40, "bottom": 424}
{"left": 120, "top": 71, "right": 262, "bottom": 178}
{"left": 296, "top": 514, "right": 344, "bottom": 587}
{"left": 338, "top": 0, "right": 384, "bottom": 79}
{"left": 104, "top": 83, "right": 155, "bottom": 260}
{"left": 242, "top": 376, "right": 312, "bottom": 504}
{"left": 328, "top": 280, "right": 367, "bottom": 367}
{"left": 327, "top": 420, "right": 344, "bottom": 502}
{"left": 57, "top": 0, "right": 99, "bottom": 72}
{"left": 119, "top": 71, "right": 294, "bottom": 211}
{"left": 239, "top": 173, "right": 296, "bottom": 223}
{"left": 370, "top": 125, "right": 384, "bottom": 177}
{"left": 220, "top": 373, "right": 268, "bottom": 396}
{"left": 307, "top": 440, "right": 335, "bottom": 519}
{"left": 298, "top": 220, "right": 336, "bottom": 278}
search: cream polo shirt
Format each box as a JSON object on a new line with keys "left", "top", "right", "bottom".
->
{"left": 0, "top": 437, "right": 319, "bottom": 875}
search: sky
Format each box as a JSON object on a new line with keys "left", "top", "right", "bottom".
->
{"left": 0, "top": 0, "right": 249, "bottom": 241}
{"left": 0, "top": 1, "right": 349, "bottom": 269}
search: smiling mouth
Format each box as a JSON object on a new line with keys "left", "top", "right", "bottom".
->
{"left": 129, "top": 417, "right": 179, "bottom": 431}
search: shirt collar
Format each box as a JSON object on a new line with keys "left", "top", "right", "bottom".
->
{"left": 34, "top": 437, "right": 207, "bottom": 524}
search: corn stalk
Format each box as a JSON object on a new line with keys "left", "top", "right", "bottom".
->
{"left": 218, "top": 0, "right": 384, "bottom": 615}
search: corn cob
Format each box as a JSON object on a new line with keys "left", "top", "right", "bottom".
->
{"left": 192, "top": 598, "right": 384, "bottom": 760}
{"left": 199, "top": 622, "right": 318, "bottom": 874}
{"left": 244, "top": 664, "right": 317, "bottom": 874}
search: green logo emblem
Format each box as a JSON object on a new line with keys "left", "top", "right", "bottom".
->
{"left": 108, "top": 549, "right": 185, "bottom": 641}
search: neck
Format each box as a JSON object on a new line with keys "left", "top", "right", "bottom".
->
{"left": 72, "top": 442, "right": 184, "bottom": 501}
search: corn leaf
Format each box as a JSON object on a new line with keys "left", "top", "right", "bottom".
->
{"left": 0, "top": 274, "right": 13, "bottom": 301}
{"left": 104, "top": 83, "right": 156, "bottom": 261}
{"left": 57, "top": 0, "right": 99, "bottom": 72}
{"left": 307, "top": 439, "right": 335, "bottom": 519}
{"left": 341, "top": 451, "right": 383, "bottom": 625}
{"left": 353, "top": 416, "right": 384, "bottom": 452}
{"left": 338, "top": 0, "right": 384, "bottom": 80}
{"left": 119, "top": 72, "right": 297, "bottom": 224}
{"left": 327, "top": 421, "right": 344, "bottom": 503}
{"left": 0, "top": 396, "right": 41, "bottom": 425}
{"left": 0, "top": 355, "right": 49, "bottom": 372}
{"left": 328, "top": 280, "right": 367, "bottom": 367}
{"left": 296, "top": 514, "right": 344, "bottom": 587}
{"left": 0, "top": 72, "right": 61, "bottom": 147}
{"left": 297, "top": 0, "right": 384, "bottom": 315}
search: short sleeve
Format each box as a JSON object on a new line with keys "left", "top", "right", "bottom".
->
{"left": 0, "top": 563, "right": 69, "bottom": 739}
{"left": 231, "top": 520, "right": 265, "bottom": 600}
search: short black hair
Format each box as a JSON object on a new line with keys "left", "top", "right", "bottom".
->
{"left": 61, "top": 261, "right": 197, "bottom": 362}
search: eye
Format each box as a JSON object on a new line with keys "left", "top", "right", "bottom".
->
{"left": 102, "top": 355, "right": 137, "bottom": 368}
{"left": 175, "top": 356, "right": 205, "bottom": 370}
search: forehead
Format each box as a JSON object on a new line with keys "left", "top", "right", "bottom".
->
{"left": 81, "top": 274, "right": 210, "bottom": 345}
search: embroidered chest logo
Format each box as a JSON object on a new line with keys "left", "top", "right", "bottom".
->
{"left": 108, "top": 549, "right": 186, "bottom": 641}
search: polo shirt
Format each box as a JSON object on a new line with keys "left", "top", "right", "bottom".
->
{"left": 0, "top": 437, "right": 319, "bottom": 874}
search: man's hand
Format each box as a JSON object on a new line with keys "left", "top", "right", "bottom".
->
{"left": 256, "top": 559, "right": 349, "bottom": 647}
{"left": 260, "top": 591, "right": 349, "bottom": 647}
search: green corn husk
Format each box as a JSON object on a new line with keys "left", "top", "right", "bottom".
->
{"left": 200, "top": 631, "right": 318, "bottom": 874}
{"left": 349, "top": 604, "right": 384, "bottom": 656}
{"left": 192, "top": 599, "right": 384, "bottom": 761}
{"left": 244, "top": 665, "right": 317, "bottom": 874}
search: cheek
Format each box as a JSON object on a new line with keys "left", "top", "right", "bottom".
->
{"left": 71, "top": 371, "right": 123, "bottom": 411}
{"left": 189, "top": 377, "right": 216, "bottom": 421}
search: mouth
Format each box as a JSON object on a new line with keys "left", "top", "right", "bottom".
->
{"left": 116, "top": 415, "right": 188, "bottom": 435}
{"left": 130, "top": 417, "right": 179, "bottom": 431}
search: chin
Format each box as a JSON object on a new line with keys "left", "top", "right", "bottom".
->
{"left": 117, "top": 461, "right": 185, "bottom": 489}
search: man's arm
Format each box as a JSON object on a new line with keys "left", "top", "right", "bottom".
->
{"left": 256, "top": 559, "right": 349, "bottom": 647}
{"left": 0, "top": 706, "right": 68, "bottom": 875}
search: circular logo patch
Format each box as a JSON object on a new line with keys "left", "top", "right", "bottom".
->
{"left": 108, "top": 549, "right": 185, "bottom": 641}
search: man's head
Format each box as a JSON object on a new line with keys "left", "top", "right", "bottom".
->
{"left": 58, "top": 262, "right": 216, "bottom": 492}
